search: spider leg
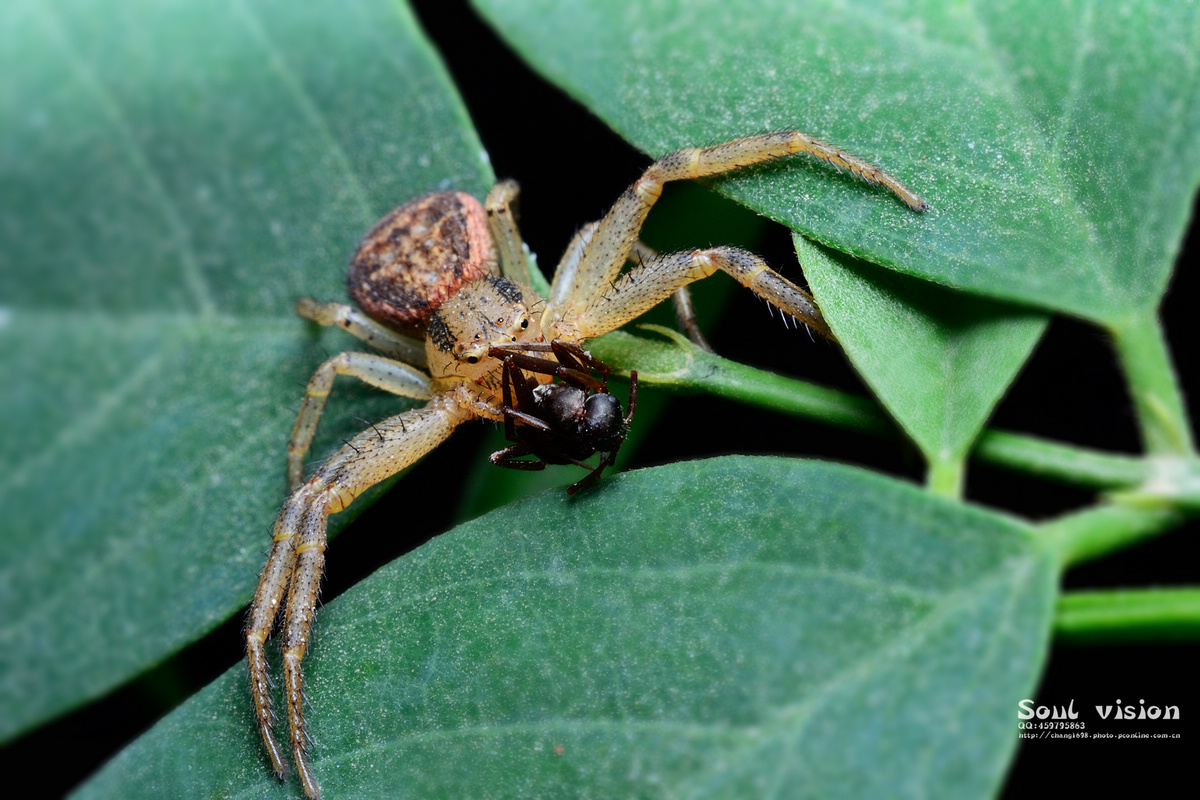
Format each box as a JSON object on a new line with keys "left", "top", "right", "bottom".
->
{"left": 296, "top": 298, "right": 426, "bottom": 366}
{"left": 546, "top": 221, "right": 598, "bottom": 310}
{"left": 248, "top": 398, "right": 470, "bottom": 799}
{"left": 288, "top": 351, "right": 432, "bottom": 490}
{"left": 551, "top": 131, "right": 924, "bottom": 337}
{"left": 571, "top": 245, "right": 833, "bottom": 340}
{"left": 485, "top": 180, "right": 530, "bottom": 287}
{"left": 630, "top": 240, "right": 714, "bottom": 352}
{"left": 246, "top": 498, "right": 308, "bottom": 782}
{"left": 670, "top": 285, "right": 714, "bottom": 351}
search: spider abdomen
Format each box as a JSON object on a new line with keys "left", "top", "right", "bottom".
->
{"left": 348, "top": 192, "right": 496, "bottom": 337}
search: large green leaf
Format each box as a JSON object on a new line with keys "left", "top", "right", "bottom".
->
{"left": 0, "top": 0, "right": 491, "bottom": 739}
{"left": 474, "top": 0, "right": 1200, "bottom": 322}
{"left": 74, "top": 458, "right": 1058, "bottom": 800}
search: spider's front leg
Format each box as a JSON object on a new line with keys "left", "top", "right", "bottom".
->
{"left": 545, "top": 130, "right": 925, "bottom": 341}
{"left": 583, "top": 244, "right": 834, "bottom": 339}
{"left": 247, "top": 396, "right": 472, "bottom": 800}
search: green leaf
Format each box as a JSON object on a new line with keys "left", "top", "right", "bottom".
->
{"left": 0, "top": 0, "right": 491, "bottom": 739}
{"left": 74, "top": 457, "right": 1058, "bottom": 800}
{"left": 798, "top": 236, "right": 1048, "bottom": 486}
{"left": 474, "top": 0, "right": 1200, "bottom": 323}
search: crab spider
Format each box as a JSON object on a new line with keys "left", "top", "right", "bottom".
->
{"left": 246, "top": 129, "right": 926, "bottom": 798}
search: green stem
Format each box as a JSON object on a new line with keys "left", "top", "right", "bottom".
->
{"left": 975, "top": 429, "right": 1150, "bottom": 489}
{"left": 925, "top": 457, "right": 964, "bottom": 498}
{"left": 696, "top": 354, "right": 890, "bottom": 433}
{"left": 589, "top": 329, "right": 1172, "bottom": 493}
{"left": 1055, "top": 588, "right": 1200, "bottom": 642}
{"left": 1108, "top": 312, "right": 1194, "bottom": 456}
{"left": 590, "top": 328, "right": 893, "bottom": 434}
{"left": 1037, "top": 502, "right": 1186, "bottom": 568}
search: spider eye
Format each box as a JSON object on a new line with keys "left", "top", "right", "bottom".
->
{"left": 520, "top": 319, "right": 529, "bottom": 330}
{"left": 467, "top": 356, "right": 478, "bottom": 364}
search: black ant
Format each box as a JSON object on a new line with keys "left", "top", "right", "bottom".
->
{"left": 487, "top": 340, "right": 637, "bottom": 494}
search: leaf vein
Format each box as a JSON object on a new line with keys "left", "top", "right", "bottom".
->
{"left": 34, "top": 2, "right": 217, "bottom": 315}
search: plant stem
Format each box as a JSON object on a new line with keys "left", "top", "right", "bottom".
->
{"left": 925, "top": 457, "right": 963, "bottom": 498}
{"left": 589, "top": 330, "right": 1168, "bottom": 493}
{"left": 1108, "top": 312, "right": 1194, "bottom": 456}
{"left": 1055, "top": 588, "right": 1200, "bottom": 642}
{"left": 1037, "top": 502, "right": 1187, "bottom": 568}
{"left": 974, "top": 429, "right": 1149, "bottom": 489}
{"left": 590, "top": 328, "right": 893, "bottom": 434}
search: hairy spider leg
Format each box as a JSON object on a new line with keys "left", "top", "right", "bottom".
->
{"left": 484, "top": 179, "right": 528, "bottom": 287}
{"left": 286, "top": 351, "right": 432, "bottom": 489}
{"left": 545, "top": 130, "right": 925, "bottom": 340}
{"left": 586, "top": 245, "right": 833, "bottom": 339}
{"left": 247, "top": 398, "right": 470, "bottom": 800}
{"left": 630, "top": 240, "right": 714, "bottom": 352}
{"left": 296, "top": 298, "right": 428, "bottom": 366}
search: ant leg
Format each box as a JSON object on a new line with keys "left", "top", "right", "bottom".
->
{"left": 548, "top": 340, "right": 614, "bottom": 379}
{"left": 566, "top": 370, "right": 637, "bottom": 496}
{"left": 490, "top": 442, "right": 548, "bottom": 471}
{"left": 500, "top": 358, "right": 517, "bottom": 441}
{"left": 488, "top": 344, "right": 604, "bottom": 392}
{"left": 625, "top": 370, "right": 638, "bottom": 426}
{"left": 498, "top": 358, "right": 545, "bottom": 440}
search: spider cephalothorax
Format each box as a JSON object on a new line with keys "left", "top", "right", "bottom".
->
{"left": 246, "top": 130, "right": 926, "bottom": 798}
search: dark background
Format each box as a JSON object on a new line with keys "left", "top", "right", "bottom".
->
{"left": 6, "top": 1, "right": 1195, "bottom": 795}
